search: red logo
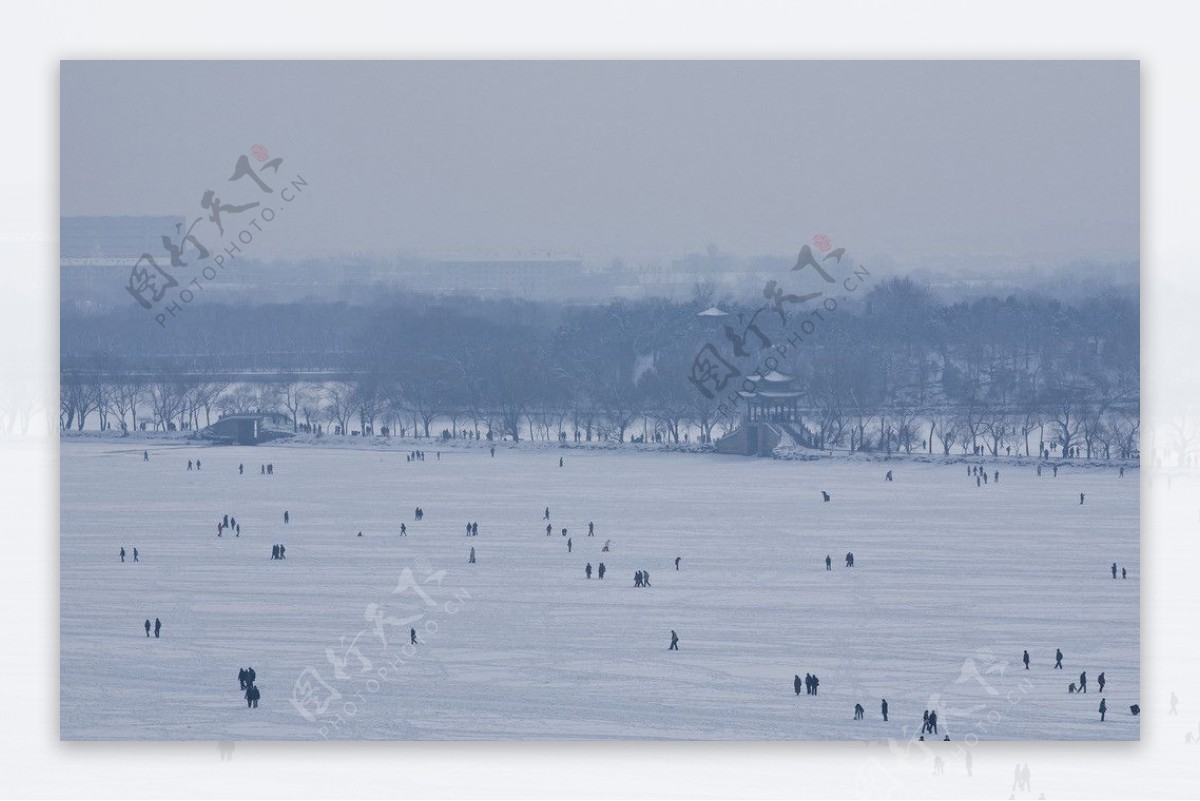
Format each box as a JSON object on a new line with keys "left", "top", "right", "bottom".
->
{"left": 251, "top": 144, "right": 270, "bottom": 162}
{"left": 813, "top": 233, "right": 832, "bottom": 253}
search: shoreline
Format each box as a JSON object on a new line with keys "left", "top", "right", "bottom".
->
{"left": 58, "top": 429, "right": 1140, "bottom": 469}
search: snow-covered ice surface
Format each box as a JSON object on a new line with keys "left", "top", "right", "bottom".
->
{"left": 60, "top": 440, "right": 1138, "bottom": 740}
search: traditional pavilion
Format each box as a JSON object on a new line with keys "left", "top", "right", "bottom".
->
{"left": 736, "top": 370, "right": 803, "bottom": 423}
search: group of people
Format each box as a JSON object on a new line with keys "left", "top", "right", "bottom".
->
{"left": 237, "top": 667, "right": 261, "bottom": 708}
{"left": 217, "top": 514, "right": 240, "bottom": 537}
{"left": 819, "top": 552, "right": 856, "bottom": 570}
{"left": 1068, "top": 670, "right": 1107, "bottom": 695}
{"left": 119, "top": 547, "right": 139, "bottom": 562}
{"left": 584, "top": 562, "right": 606, "bottom": 579}
{"left": 187, "top": 458, "right": 202, "bottom": 470}
{"left": 407, "top": 451, "right": 427, "bottom": 462}
{"left": 143, "top": 617, "right": 161, "bottom": 638}
{"left": 465, "top": 522, "right": 479, "bottom": 536}
{"left": 633, "top": 569, "right": 652, "bottom": 587}
{"left": 967, "top": 465, "right": 1000, "bottom": 487}
{"left": 794, "top": 673, "right": 821, "bottom": 695}
{"left": 1111, "top": 562, "right": 1128, "bottom": 579}
{"left": 270, "top": 544, "right": 287, "bottom": 560}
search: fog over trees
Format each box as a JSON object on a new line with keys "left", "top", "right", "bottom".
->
{"left": 60, "top": 276, "right": 1140, "bottom": 460}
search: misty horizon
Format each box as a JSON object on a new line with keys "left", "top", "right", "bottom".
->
{"left": 60, "top": 61, "right": 1139, "bottom": 269}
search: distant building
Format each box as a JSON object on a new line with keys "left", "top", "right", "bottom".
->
{"left": 716, "top": 371, "right": 815, "bottom": 455}
{"left": 61, "top": 215, "right": 186, "bottom": 308}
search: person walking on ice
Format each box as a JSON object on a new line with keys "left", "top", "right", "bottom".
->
{"left": 133, "top": 547, "right": 139, "bottom": 562}
{"left": 585, "top": 563, "right": 592, "bottom": 579}
{"left": 1122, "top": 567, "right": 1127, "bottom": 579}
{"left": 1080, "top": 492, "right": 1085, "bottom": 505}
{"left": 1099, "top": 698, "right": 1107, "bottom": 721}
{"left": 1112, "top": 562, "right": 1118, "bottom": 578}
{"left": 1055, "top": 648, "right": 1064, "bottom": 669}
{"left": 567, "top": 538, "right": 572, "bottom": 553}
{"left": 154, "top": 618, "right": 161, "bottom": 638}
{"left": 144, "top": 619, "right": 151, "bottom": 637}
{"left": 598, "top": 563, "right": 606, "bottom": 580}
{"left": 1023, "top": 650, "right": 1030, "bottom": 670}
{"left": 588, "top": 522, "right": 594, "bottom": 537}
{"left": 284, "top": 510, "right": 289, "bottom": 524}
{"left": 881, "top": 698, "right": 888, "bottom": 721}
{"left": 675, "top": 556, "right": 681, "bottom": 570}
{"left": 1098, "top": 672, "right": 1106, "bottom": 692}
{"left": 245, "top": 683, "right": 260, "bottom": 709}
{"left": 469, "top": 546, "right": 475, "bottom": 564}
{"left": 642, "top": 569, "right": 650, "bottom": 587}
{"left": 120, "top": 547, "right": 126, "bottom": 562}
{"left": 410, "top": 628, "right": 418, "bottom": 645}
{"left": 669, "top": 630, "right": 679, "bottom": 650}
{"left": 143, "top": 450, "right": 149, "bottom": 461}
{"left": 1079, "top": 671, "right": 1088, "bottom": 693}
{"left": 826, "top": 555, "right": 832, "bottom": 570}
{"left": 544, "top": 507, "right": 550, "bottom": 520}
{"left": 794, "top": 675, "right": 803, "bottom": 696}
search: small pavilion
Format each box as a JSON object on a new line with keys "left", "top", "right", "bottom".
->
{"left": 736, "top": 370, "right": 803, "bottom": 423}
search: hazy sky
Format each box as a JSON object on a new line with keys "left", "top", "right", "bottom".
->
{"left": 60, "top": 61, "right": 1139, "bottom": 267}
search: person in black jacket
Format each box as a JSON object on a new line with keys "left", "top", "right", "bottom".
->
{"left": 245, "top": 683, "right": 260, "bottom": 709}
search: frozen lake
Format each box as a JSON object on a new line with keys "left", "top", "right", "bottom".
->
{"left": 60, "top": 440, "right": 1138, "bottom": 740}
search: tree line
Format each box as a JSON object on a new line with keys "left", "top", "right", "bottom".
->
{"left": 60, "top": 278, "right": 1139, "bottom": 458}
